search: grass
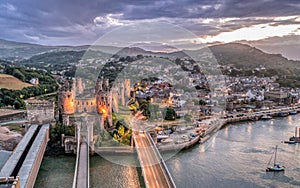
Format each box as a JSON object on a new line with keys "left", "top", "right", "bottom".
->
{"left": 115, "top": 113, "right": 131, "bottom": 121}
{"left": 5, "top": 123, "right": 24, "bottom": 133}
{"left": 0, "top": 74, "right": 32, "bottom": 90}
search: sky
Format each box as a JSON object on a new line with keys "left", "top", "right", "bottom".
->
{"left": 0, "top": 0, "right": 300, "bottom": 51}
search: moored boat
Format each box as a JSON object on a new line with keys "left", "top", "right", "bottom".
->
{"left": 289, "top": 110, "right": 297, "bottom": 115}
{"left": 261, "top": 115, "right": 272, "bottom": 120}
{"left": 288, "top": 126, "right": 300, "bottom": 143}
{"left": 284, "top": 140, "right": 296, "bottom": 144}
{"left": 278, "top": 112, "right": 288, "bottom": 117}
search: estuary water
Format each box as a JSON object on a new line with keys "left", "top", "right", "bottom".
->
{"left": 166, "top": 115, "right": 300, "bottom": 188}
{"left": 0, "top": 150, "right": 11, "bottom": 169}
{"left": 33, "top": 114, "right": 300, "bottom": 188}
{"left": 34, "top": 155, "right": 141, "bottom": 188}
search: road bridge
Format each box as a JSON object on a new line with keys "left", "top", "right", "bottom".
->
{"left": 133, "top": 131, "right": 176, "bottom": 188}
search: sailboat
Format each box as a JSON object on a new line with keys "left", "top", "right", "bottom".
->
{"left": 266, "top": 145, "right": 285, "bottom": 172}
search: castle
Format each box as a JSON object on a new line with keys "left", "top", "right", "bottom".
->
{"left": 58, "top": 77, "right": 131, "bottom": 129}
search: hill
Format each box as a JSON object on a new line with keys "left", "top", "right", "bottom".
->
{"left": 0, "top": 38, "right": 88, "bottom": 61}
{"left": 209, "top": 43, "right": 300, "bottom": 69}
{"left": 208, "top": 43, "right": 300, "bottom": 87}
{"left": 0, "top": 74, "right": 32, "bottom": 90}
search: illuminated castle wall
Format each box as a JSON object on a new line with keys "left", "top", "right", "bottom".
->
{"left": 95, "top": 79, "right": 112, "bottom": 129}
{"left": 59, "top": 90, "right": 75, "bottom": 114}
{"left": 59, "top": 77, "right": 118, "bottom": 129}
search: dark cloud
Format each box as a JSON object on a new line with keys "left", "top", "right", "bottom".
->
{"left": 0, "top": 0, "right": 299, "bottom": 45}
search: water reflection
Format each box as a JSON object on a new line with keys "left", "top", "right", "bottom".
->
{"left": 167, "top": 114, "right": 300, "bottom": 188}
{"left": 247, "top": 124, "right": 252, "bottom": 135}
{"left": 287, "top": 116, "right": 293, "bottom": 125}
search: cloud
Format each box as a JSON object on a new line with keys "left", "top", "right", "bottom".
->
{"left": 0, "top": 0, "right": 299, "bottom": 45}
{"left": 202, "top": 23, "right": 300, "bottom": 43}
{"left": 1, "top": 3, "right": 17, "bottom": 11}
{"left": 93, "top": 14, "right": 124, "bottom": 27}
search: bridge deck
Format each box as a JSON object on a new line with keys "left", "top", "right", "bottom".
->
{"left": 75, "top": 142, "right": 89, "bottom": 188}
{"left": 134, "top": 132, "right": 170, "bottom": 188}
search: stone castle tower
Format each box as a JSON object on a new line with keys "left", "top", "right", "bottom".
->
{"left": 76, "top": 77, "right": 83, "bottom": 95}
{"left": 124, "top": 79, "right": 131, "bottom": 97}
{"left": 59, "top": 89, "right": 75, "bottom": 115}
{"left": 59, "top": 77, "right": 115, "bottom": 129}
{"left": 111, "top": 86, "right": 119, "bottom": 113}
{"left": 95, "top": 79, "right": 112, "bottom": 129}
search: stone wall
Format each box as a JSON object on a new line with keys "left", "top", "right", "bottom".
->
{"left": 25, "top": 100, "right": 54, "bottom": 124}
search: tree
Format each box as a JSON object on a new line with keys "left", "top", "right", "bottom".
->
{"left": 13, "top": 100, "right": 21, "bottom": 109}
{"left": 199, "top": 99, "right": 207, "bottom": 106}
{"left": 3, "top": 96, "right": 12, "bottom": 106}
{"left": 139, "top": 100, "right": 150, "bottom": 117}
{"left": 118, "top": 125, "right": 125, "bottom": 137}
{"left": 13, "top": 69, "right": 25, "bottom": 81}
{"left": 163, "top": 107, "right": 176, "bottom": 120}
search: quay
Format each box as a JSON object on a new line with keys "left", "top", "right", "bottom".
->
{"left": 154, "top": 105, "right": 300, "bottom": 152}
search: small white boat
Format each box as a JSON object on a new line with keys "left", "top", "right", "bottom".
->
{"left": 266, "top": 145, "right": 285, "bottom": 172}
{"left": 261, "top": 115, "right": 272, "bottom": 120}
{"left": 157, "top": 134, "right": 169, "bottom": 139}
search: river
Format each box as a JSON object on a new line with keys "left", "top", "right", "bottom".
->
{"left": 34, "top": 154, "right": 141, "bottom": 188}
{"left": 13, "top": 114, "right": 300, "bottom": 187}
{"left": 166, "top": 115, "right": 300, "bottom": 188}
{"left": 0, "top": 150, "right": 11, "bottom": 169}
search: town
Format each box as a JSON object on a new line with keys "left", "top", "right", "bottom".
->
{"left": 1, "top": 49, "right": 300, "bottom": 187}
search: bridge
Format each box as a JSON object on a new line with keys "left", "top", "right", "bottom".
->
{"left": 0, "top": 124, "right": 50, "bottom": 188}
{"left": 72, "top": 117, "right": 91, "bottom": 188}
{"left": 72, "top": 121, "right": 176, "bottom": 188}
{"left": 133, "top": 131, "right": 176, "bottom": 188}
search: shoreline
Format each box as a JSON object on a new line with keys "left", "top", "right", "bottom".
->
{"left": 155, "top": 105, "right": 300, "bottom": 152}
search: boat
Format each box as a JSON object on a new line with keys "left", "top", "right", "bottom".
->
{"left": 284, "top": 140, "right": 296, "bottom": 144}
{"left": 278, "top": 112, "right": 288, "bottom": 117}
{"left": 288, "top": 127, "right": 300, "bottom": 143}
{"left": 261, "top": 115, "right": 272, "bottom": 120}
{"left": 157, "top": 134, "right": 169, "bottom": 139}
{"left": 289, "top": 110, "right": 297, "bottom": 115}
{"left": 266, "top": 145, "right": 285, "bottom": 172}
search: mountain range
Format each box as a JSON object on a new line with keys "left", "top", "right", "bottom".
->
{"left": 1, "top": 38, "right": 300, "bottom": 87}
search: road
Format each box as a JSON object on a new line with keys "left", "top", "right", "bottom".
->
{"left": 134, "top": 132, "right": 169, "bottom": 188}
{"left": 76, "top": 142, "right": 88, "bottom": 188}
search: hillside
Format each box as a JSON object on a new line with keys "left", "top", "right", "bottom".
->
{"left": 0, "top": 38, "right": 88, "bottom": 60}
{"left": 0, "top": 74, "right": 32, "bottom": 90}
{"left": 208, "top": 43, "right": 300, "bottom": 87}
{"left": 209, "top": 43, "right": 300, "bottom": 69}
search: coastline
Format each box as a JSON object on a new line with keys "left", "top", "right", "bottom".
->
{"left": 156, "top": 105, "right": 300, "bottom": 152}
